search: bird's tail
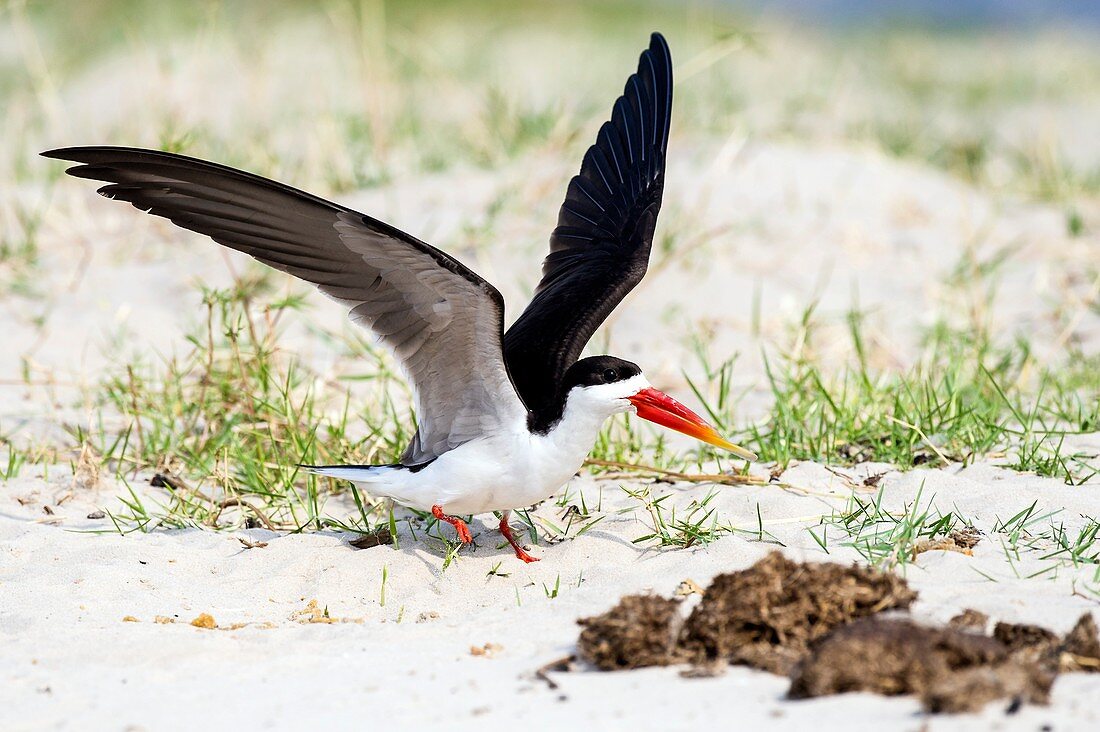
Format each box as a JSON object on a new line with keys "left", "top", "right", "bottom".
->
{"left": 298, "top": 464, "right": 396, "bottom": 483}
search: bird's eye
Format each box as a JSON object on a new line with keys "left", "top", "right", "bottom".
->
{"left": 602, "top": 368, "right": 617, "bottom": 382}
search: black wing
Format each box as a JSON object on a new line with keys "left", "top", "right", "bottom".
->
{"left": 503, "top": 32, "right": 673, "bottom": 413}
{"left": 42, "top": 146, "right": 527, "bottom": 463}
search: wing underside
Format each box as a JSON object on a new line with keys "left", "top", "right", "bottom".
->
{"left": 44, "top": 146, "right": 526, "bottom": 463}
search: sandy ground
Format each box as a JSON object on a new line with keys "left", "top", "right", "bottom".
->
{"left": 4, "top": 459, "right": 1100, "bottom": 731}
{"left": 4, "top": 29, "right": 1100, "bottom": 731}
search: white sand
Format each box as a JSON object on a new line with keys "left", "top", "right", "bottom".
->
{"left": 4, "top": 459, "right": 1100, "bottom": 731}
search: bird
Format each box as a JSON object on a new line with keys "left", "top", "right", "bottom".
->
{"left": 43, "top": 32, "right": 755, "bottom": 563}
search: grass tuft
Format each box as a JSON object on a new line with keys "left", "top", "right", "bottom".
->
{"left": 721, "top": 309, "right": 1100, "bottom": 484}
{"left": 83, "top": 276, "right": 409, "bottom": 532}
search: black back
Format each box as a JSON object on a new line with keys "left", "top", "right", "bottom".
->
{"left": 504, "top": 33, "right": 673, "bottom": 415}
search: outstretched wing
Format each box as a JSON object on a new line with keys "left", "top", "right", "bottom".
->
{"left": 503, "top": 32, "right": 673, "bottom": 414}
{"left": 43, "top": 146, "right": 526, "bottom": 463}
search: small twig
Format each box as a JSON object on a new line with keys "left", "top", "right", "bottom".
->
{"left": 212, "top": 498, "right": 277, "bottom": 531}
{"left": 583, "top": 458, "right": 765, "bottom": 485}
{"left": 1071, "top": 586, "right": 1100, "bottom": 605}
{"left": 884, "top": 415, "right": 951, "bottom": 466}
{"left": 348, "top": 527, "right": 394, "bottom": 549}
{"left": 822, "top": 465, "right": 887, "bottom": 491}
{"left": 822, "top": 465, "right": 860, "bottom": 490}
{"left": 534, "top": 654, "right": 576, "bottom": 690}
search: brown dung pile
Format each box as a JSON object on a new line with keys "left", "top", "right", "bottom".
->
{"left": 577, "top": 551, "right": 915, "bottom": 674}
{"left": 680, "top": 551, "right": 917, "bottom": 674}
{"left": 994, "top": 614, "right": 1100, "bottom": 673}
{"left": 788, "top": 618, "right": 1054, "bottom": 713}
{"left": 574, "top": 551, "right": 1100, "bottom": 714}
{"left": 577, "top": 595, "right": 683, "bottom": 670}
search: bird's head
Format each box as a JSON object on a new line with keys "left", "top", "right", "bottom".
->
{"left": 561, "top": 356, "right": 757, "bottom": 460}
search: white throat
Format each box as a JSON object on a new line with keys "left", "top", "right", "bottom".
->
{"left": 534, "top": 373, "right": 650, "bottom": 469}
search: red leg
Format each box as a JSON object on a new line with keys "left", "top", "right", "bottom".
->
{"left": 500, "top": 510, "right": 539, "bottom": 563}
{"left": 431, "top": 505, "right": 472, "bottom": 543}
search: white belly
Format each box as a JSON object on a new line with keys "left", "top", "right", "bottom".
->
{"left": 356, "top": 430, "right": 589, "bottom": 515}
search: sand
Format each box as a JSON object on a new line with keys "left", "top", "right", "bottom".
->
{"left": 4, "top": 459, "right": 1100, "bottom": 731}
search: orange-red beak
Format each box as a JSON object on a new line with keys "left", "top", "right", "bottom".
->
{"left": 627, "top": 387, "right": 757, "bottom": 461}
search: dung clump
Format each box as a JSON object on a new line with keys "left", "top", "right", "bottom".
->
{"left": 572, "top": 552, "right": 1099, "bottom": 716}
{"left": 1058, "top": 614, "right": 1100, "bottom": 672}
{"left": 948, "top": 608, "right": 990, "bottom": 632}
{"left": 993, "top": 621, "right": 1060, "bottom": 652}
{"left": 789, "top": 618, "right": 1053, "bottom": 713}
{"left": 680, "top": 551, "right": 917, "bottom": 674}
{"left": 991, "top": 614, "right": 1100, "bottom": 674}
{"left": 577, "top": 594, "right": 683, "bottom": 670}
{"left": 924, "top": 663, "right": 1053, "bottom": 714}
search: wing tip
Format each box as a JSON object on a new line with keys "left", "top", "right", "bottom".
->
{"left": 647, "top": 32, "right": 672, "bottom": 68}
{"left": 41, "top": 146, "right": 201, "bottom": 170}
{"left": 40, "top": 150, "right": 109, "bottom": 182}
{"left": 41, "top": 147, "right": 126, "bottom": 176}
{"left": 40, "top": 147, "right": 75, "bottom": 161}
{"left": 40, "top": 146, "right": 111, "bottom": 162}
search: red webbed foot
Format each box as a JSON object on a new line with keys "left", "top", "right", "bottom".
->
{"left": 432, "top": 505, "right": 472, "bottom": 544}
{"left": 500, "top": 511, "right": 540, "bottom": 563}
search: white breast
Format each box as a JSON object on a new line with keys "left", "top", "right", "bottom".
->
{"left": 356, "top": 375, "right": 649, "bottom": 515}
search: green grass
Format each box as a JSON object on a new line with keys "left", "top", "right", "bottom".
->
{"left": 623, "top": 484, "right": 727, "bottom": 549}
{"left": 0, "top": 197, "right": 46, "bottom": 295}
{"left": 534, "top": 493, "right": 606, "bottom": 545}
{"left": 1, "top": 446, "right": 26, "bottom": 480}
{"left": 1040, "top": 518, "right": 1100, "bottom": 568}
{"left": 78, "top": 276, "right": 410, "bottom": 532}
{"left": 814, "top": 484, "right": 966, "bottom": 567}
{"left": 2, "top": 268, "right": 1091, "bottom": 540}
{"left": 707, "top": 308, "right": 1100, "bottom": 485}
{"left": 807, "top": 473, "right": 1100, "bottom": 576}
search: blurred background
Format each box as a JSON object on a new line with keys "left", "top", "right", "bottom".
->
{"left": 2, "top": 0, "right": 1098, "bottom": 471}
{"left": 5, "top": 0, "right": 1099, "bottom": 192}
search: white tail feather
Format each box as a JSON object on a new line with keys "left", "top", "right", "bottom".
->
{"left": 300, "top": 465, "right": 395, "bottom": 483}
